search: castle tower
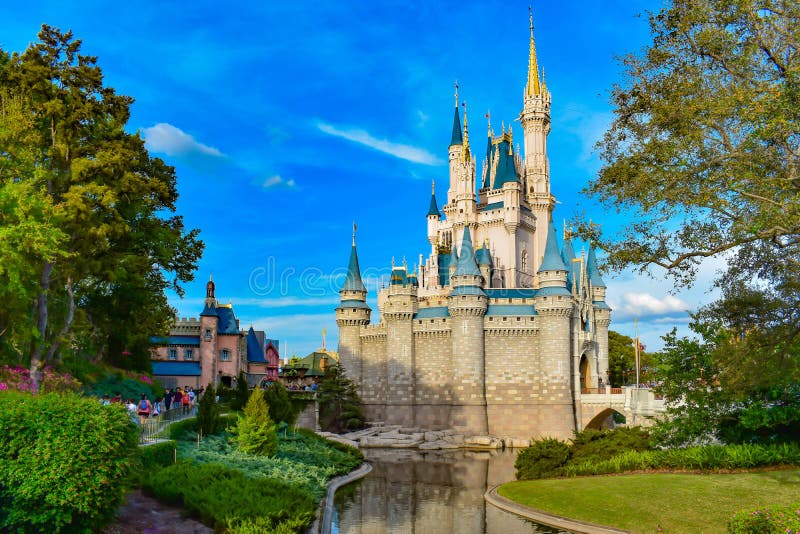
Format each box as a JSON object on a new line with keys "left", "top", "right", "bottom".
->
{"left": 200, "top": 275, "right": 219, "bottom": 387}
{"left": 447, "top": 227, "right": 489, "bottom": 434}
{"left": 476, "top": 243, "right": 493, "bottom": 289}
{"left": 336, "top": 227, "right": 371, "bottom": 388}
{"left": 533, "top": 220, "right": 575, "bottom": 438}
{"left": 447, "top": 87, "right": 464, "bottom": 208}
{"left": 520, "top": 8, "right": 554, "bottom": 270}
{"left": 587, "top": 246, "right": 611, "bottom": 385}
{"left": 383, "top": 261, "right": 418, "bottom": 426}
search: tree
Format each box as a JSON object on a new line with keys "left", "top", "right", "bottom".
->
{"left": 230, "top": 387, "right": 278, "bottom": 456}
{"left": 0, "top": 26, "right": 203, "bottom": 383}
{"left": 651, "top": 320, "right": 800, "bottom": 446}
{"left": 608, "top": 330, "right": 656, "bottom": 387}
{"left": 230, "top": 370, "right": 251, "bottom": 411}
{"left": 197, "top": 383, "right": 222, "bottom": 436}
{"left": 585, "top": 0, "right": 799, "bottom": 286}
{"left": 317, "top": 365, "right": 364, "bottom": 433}
{"left": 262, "top": 381, "right": 299, "bottom": 426}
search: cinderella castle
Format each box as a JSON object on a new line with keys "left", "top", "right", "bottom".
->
{"left": 336, "top": 13, "right": 611, "bottom": 441}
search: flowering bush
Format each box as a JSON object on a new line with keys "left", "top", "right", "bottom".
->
{"left": 728, "top": 505, "right": 800, "bottom": 533}
{"left": 0, "top": 365, "right": 81, "bottom": 393}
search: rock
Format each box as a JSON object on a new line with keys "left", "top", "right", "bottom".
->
{"left": 424, "top": 431, "right": 444, "bottom": 442}
{"left": 505, "top": 438, "right": 531, "bottom": 448}
{"left": 419, "top": 440, "right": 460, "bottom": 450}
{"left": 465, "top": 435, "right": 493, "bottom": 446}
{"left": 443, "top": 434, "right": 464, "bottom": 445}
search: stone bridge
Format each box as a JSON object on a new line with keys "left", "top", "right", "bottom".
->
{"left": 578, "top": 386, "right": 666, "bottom": 430}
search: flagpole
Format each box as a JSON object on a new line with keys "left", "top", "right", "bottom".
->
{"left": 634, "top": 317, "right": 640, "bottom": 388}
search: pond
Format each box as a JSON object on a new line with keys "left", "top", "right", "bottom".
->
{"left": 332, "top": 448, "right": 573, "bottom": 533}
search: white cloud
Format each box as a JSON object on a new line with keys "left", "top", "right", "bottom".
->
{"left": 317, "top": 121, "right": 442, "bottom": 165}
{"left": 141, "top": 123, "right": 224, "bottom": 157}
{"left": 262, "top": 175, "right": 297, "bottom": 189}
{"left": 610, "top": 291, "right": 690, "bottom": 321}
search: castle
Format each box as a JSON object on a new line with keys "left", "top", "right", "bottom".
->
{"left": 150, "top": 277, "right": 280, "bottom": 389}
{"left": 335, "top": 14, "right": 611, "bottom": 440}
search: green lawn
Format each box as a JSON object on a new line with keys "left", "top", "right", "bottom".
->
{"left": 498, "top": 469, "right": 800, "bottom": 534}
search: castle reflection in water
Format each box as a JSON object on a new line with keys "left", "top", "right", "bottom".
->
{"left": 333, "top": 449, "right": 568, "bottom": 534}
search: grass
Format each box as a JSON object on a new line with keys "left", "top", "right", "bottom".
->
{"left": 498, "top": 469, "right": 800, "bottom": 533}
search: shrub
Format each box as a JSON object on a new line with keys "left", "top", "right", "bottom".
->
{"left": 0, "top": 391, "right": 139, "bottom": 532}
{"left": 143, "top": 461, "right": 315, "bottom": 533}
{"left": 0, "top": 364, "right": 81, "bottom": 393}
{"left": 515, "top": 438, "right": 571, "bottom": 480}
{"left": 728, "top": 504, "right": 800, "bottom": 534}
{"left": 263, "top": 381, "right": 300, "bottom": 426}
{"left": 140, "top": 440, "right": 178, "bottom": 471}
{"left": 570, "top": 426, "right": 652, "bottom": 465}
{"left": 84, "top": 371, "right": 162, "bottom": 401}
{"left": 197, "top": 383, "right": 222, "bottom": 436}
{"left": 231, "top": 387, "right": 278, "bottom": 456}
{"left": 230, "top": 371, "right": 251, "bottom": 412}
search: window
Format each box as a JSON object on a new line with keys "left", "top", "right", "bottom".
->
{"left": 168, "top": 348, "right": 177, "bottom": 360}
{"left": 521, "top": 250, "right": 528, "bottom": 273}
{"left": 204, "top": 329, "right": 212, "bottom": 340}
{"left": 220, "top": 349, "right": 231, "bottom": 361}
{"left": 184, "top": 349, "right": 193, "bottom": 361}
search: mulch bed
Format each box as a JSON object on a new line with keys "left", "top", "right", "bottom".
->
{"left": 103, "top": 490, "right": 213, "bottom": 534}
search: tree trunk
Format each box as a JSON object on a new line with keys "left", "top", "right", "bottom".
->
{"left": 30, "top": 261, "right": 54, "bottom": 393}
{"left": 45, "top": 276, "right": 75, "bottom": 364}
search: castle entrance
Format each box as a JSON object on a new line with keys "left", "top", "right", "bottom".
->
{"left": 579, "top": 354, "right": 591, "bottom": 391}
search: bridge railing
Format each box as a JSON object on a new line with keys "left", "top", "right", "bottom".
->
{"left": 580, "top": 387, "right": 624, "bottom": 395}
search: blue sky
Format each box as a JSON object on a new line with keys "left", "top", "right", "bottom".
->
{"left": 2, "top": 0, "right": 721, "bottom": 357}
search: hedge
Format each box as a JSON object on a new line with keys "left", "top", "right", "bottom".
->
{"left": 0, "top": 391, "right": 139, "bottom": 532}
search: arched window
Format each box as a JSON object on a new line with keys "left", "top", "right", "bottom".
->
{"left": 521, "top": 250, "right": 528, "bottom": 272}
{"left": 220, "top": 349, "right": 231, "bottom": 361}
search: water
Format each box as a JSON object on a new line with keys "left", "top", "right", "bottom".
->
{"left": 332, "top": 448, "right": 572, "bottom": 534}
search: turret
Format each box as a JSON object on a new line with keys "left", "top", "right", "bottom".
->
{"left": 476, "top": 242, "right": 493, "bottom": 289}
{"left": 384, "top": 259, "right": 418, "bottom": 426}
{"left": 336, "top": 226, "right": 371, "bottom": 387}
{"left": 448, "top": 85, "right": 464, "bottom": 201}
{"left": 587, "top": 244, "right": 611, "bottom": 386}
{"left": 200, "top": 275, "right": 219, "bottom": 387}
{"left": 448, "top": 227, "right": 488, "bottom": 434}
{"left": 427, "top": 180, "right": 440, "bottom": 248}
{"left": 586, "top": 246, "right": 607, "bottom": 302}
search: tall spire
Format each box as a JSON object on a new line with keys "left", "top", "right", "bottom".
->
{"left": 427, "top": 180, "right": 440, "bottom": 217}
{"left": 450, "top": 82, "right": 462, "bottom": 146}
{"left": 342, "top": 225, "right": 366, "bottom": 292}
{"left": 462, "top": 101, "right": 471, "bottom": 161}
{"left": 526, "top": 5, "right": 542, "bottom": 97}
{"left": 586, "top": 246, "right": 607, "bottom": 288}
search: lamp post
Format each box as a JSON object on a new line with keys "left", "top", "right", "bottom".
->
{"left": 634, "top": 317, "right": 640, "bottom": 389}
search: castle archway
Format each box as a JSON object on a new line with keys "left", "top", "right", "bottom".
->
{"left": 585, "top": 407, "right": 624, "bottom": 430}
{"left": 579, "top": 354, "right": 591, "bottom": 391}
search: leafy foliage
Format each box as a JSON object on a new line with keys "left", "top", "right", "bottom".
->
{"left": 652, "top": 322, "right": 800, "bottom": 446}
{"left": 139, "top": 440, "right": 178, "bottom": 471}
{"left": 569, "top": 427, "right": 652, "bottom": 466}
{"left": 263, "top": 381, "right": 300, "bottom": 426}
{"left": 0, "top": 25, "right": 203, "bottom": 376}
{"left": 143, "top": 461, "right": 315, "bottom": 533}
{"left": 197, "top": 383, "right": 221, "bottom": 436}
{"left": 584, "top": 0, "right": 800, "bottom": 286}
{"left": 317, "top": 364, "right": 365, "bottom": 433}
{"left": 230, "top": 387, "right": 278, "bottom": 456}
{"left": 0, "top": 391, "right": 139, "bottom": 532}
{"left": 83, "top": 370, "right": 163, "bottom": 401}
{"left": 515, "top": 438, "right": 571, "bottom": 480}
{"left": 560, "top": 442, "right": 800, "bottom": 477}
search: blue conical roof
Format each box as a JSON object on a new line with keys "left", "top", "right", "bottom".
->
{"left": 586, "top": 246, "right": 606, "bottom": 288}
{"left": 476, "top": 243, "right": 492, "bottom": 266}
{"left": 200, "top": 301, "right": 218, "bottom": 317}
{"left": 246, "top": 327, "right": 266, "bottom": 363}
{"left": 453, "top": 227, "right": 481, "bottom": 276}
{"left": 427, "top": 191, "right": 439, "bottom": 217}
{"left": 561, "top": 237, "right": 579, "bottom": 289}
{"left": 538, "top": 219, "right": 569, "bottom": 273}
{"left": 492, "top": 141, "right": 518, "bottom": 189}
{"left": 342, "top": 243, "right": 366, "bottom": 292}
{"left": 450, "top": 106, "right": 462, "bottom": 146}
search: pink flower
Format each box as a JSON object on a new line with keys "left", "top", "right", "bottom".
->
{"left": 0, "top": 383, "right": 7, "bottom": 390}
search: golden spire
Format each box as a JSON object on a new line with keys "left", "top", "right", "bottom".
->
{"left": 486, "top": 110, "right": 492, "bottom": 136}
{"left": 526, "top": 5, "right": 542, "bottom": 96}
{"left": 462, "top": 101, "right": 471, "bottom": 161}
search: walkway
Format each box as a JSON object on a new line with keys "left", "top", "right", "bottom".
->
{"left": 139, "top": 405, "right": 197, "bottom": 445}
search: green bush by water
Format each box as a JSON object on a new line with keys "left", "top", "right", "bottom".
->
{"left": 515, "top": 438, "right": 571, "bottom": 480}
{"left": 0, "top": 391, "right": 139, "bottom": 532}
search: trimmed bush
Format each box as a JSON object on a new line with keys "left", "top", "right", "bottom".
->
{"left": 728, "top": 504, "right": 800, "bottom": 533}
{"left": 515, "top": 438, "right": 571, "bottom": 480}
{"left": 263, "top": 381, "right": 300, "bottom": 426}
{"left": 197, "top": 384, "right": 222, "bottom": 436}
{"left": 84, "top": 371, "right": 162, "bottom": 401}
{"left": 570, "top": 426, "right": 652, "bottom": 465}
{"left": 143, "top": 461, "right": 315, "bottom": 532}
{"left": 230, "top": 371, "right": 251, "bottom": 412}
{"left": 0, "top": 391, "right": 139, "bottom": 532}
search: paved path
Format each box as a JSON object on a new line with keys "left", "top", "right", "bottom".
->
{"left": 484, "top": 486, "right": 630, "bottom": 534}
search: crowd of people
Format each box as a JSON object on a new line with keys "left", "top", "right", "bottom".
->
{"left": 100, "top": 386, "right": 203, "bottom": 424}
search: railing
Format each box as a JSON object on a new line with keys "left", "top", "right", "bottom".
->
{"left": 139, "top": 404, "right": 197, "bottom": 444}
{"left": 580, "top": 387, "right": 624, "bottom": 395}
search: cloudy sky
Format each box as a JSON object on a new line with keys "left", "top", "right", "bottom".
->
{"left": 2, "top": 0, "right": 717, "bottom": 357}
